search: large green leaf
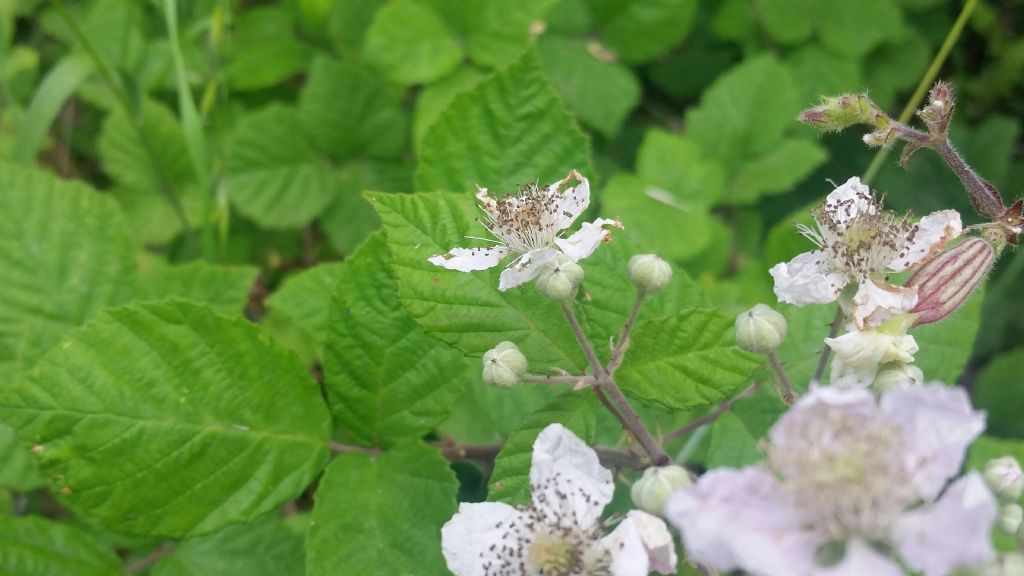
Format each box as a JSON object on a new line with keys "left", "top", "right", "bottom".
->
{"left": 413, "top": 66, "right": 488, "bottom": 149}
{"left": 0, "top": 165, "right": 135, "bottom": 375}
{"left": 320, "top": 160, "right": 413, "bottom": 256}
{"left": 306, "top": 442, "right": 457, "bottom": 576}
{"left": 0, "top": 422, "right": 43, "bottom": 491}
{"left": 973, "top": 348, "right": 1024, "bottom": 438}
{"left": 224, "top": 5, "right": 312, "bottom": 92}
{"left": 266, "top": 262, "right": 346, "bottom": 347}
{"left": 135, "top": 260, "right": 258, "bottom": 316}
{"left": 592, "top": 0, "right": 698, "bottom": 64}
{"left": 421, "top": 0, "right": 557, "bottom": 68}
{"left": 0, "top": 301, "right": 331, "bottom": 538}
{"left": 415, "top": 50, "right": 592, "bottom": 193}
{"left": 298, "top": 57, "right": 409, "bottom": 161}
{"left": 150, "top": 514, "right": 304, "bottom": 576}
{"left": 225, "top": 105, "right": 334, "bottom": 229}
{"left": 324, "top": 233, "right": 467, "bottom": 445}
{"left": 729, "top": 138, "right": 827, "bottom": 204}
{"left": 816, "top": 0, "right": 904, "bottom": 59}
{"left": 635, "top": 129, "right": 726, "bottom": 209}
{"left": 487, "top": 393, "right": 596, "bottom": 504}
{"left": 362, "top": 0, "right": 463, "bottom": 85}
{"left": 706, "top": 412, "right": 762, "bottom": 468}
{"left": 0, "top": 515, "right": 121, "bottom": 576}
{"left": 617, "top": 308, "right": 760, "bottom": 410}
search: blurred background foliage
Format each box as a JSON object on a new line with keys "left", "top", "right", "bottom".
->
{"left": 1, "top": 0, "right": 1022, "bottom": 441}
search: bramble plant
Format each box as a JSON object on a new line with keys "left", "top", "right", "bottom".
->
{"left": 3, "top": 1, "right": 1024, "bottom": 575}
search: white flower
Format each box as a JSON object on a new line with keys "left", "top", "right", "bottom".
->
{"left": 442, "top": 424, "right": 677, "bottom": 576}
{"left": 429, "top": 171, "right": 622, "bottom": 291}
{"left": 770, "top": 177, "right": 961, "bottom": 329}
{"left": 826, "top": 322, "right": 919, "bottom": 389}
{"left": 666, "top": 384, "right": 994, "bottom": 576}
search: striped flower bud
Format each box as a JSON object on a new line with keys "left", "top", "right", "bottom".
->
{"left": 906, "top": 237, "right": 995, "bottom": 326}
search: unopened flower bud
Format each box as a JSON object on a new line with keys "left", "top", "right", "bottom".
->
{"left": 482, "top": 341, "right": 528, "bottom": 389}
{"left": 798, "top": 93, "right": 884, "bottom": 133}
{"left": 1001, "top": 504, "right": 1023, "bottom": 535}
{"left": 985, "top": 456, "right": 1024, "bottom": 501}
{"left": 872, "top": 362, "right": 924, "bottom": 391}
{"left": 630, "top": 465, "right": 692, "bottom": 516}
{"left": 862, "top": 130, "right": 891, "bottom": 148}
{"left": 628, "top": 254, "right": 672, "bottom": 294}
{"left": 907, "top": 237, "right": 995, "bottom": 326}
{"left": 734, "top": 304, "right": 787, "bottom": 354}
{"left": 535, "top": 255, "right": 584, "bottom": 302}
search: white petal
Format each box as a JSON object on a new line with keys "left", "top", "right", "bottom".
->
{"left": 817, "top": 539, "right": 904, "bottom": 576}
{"left": 770, "top": 250, "right": 848, "bottom": 305}
{"left": 770, "top": 386, "right": 877, "bottom": 451}
{"left": 602, "top": 515, "right": 650, "bottom": 576}
{"left": 441, "top": 502, "right": 523, "bottom": 576}
{"left": 851, "top": 280, "right": 918, "bottom": 330}
{"left": 825, "top": 330, "right": 917, "bottom": 381}
{"left": 881, "top": 384, "right": 986, "bottom": 501}
{"left": 551, "top": 170, "right": 590, "bottom": 230}
{"left": 892, "top": 472, "right": 997, "bottom": 576}
{"left": 823, "top": 177, "right": 876, "bottom": 225}
{"left": 626, "top": 511, "right": 677, "bottom": 574}
{"left": 554, "top": 218, "right": 622, "bottom": 262}
{"left": 429, "top": 245, "right": 510, "bottom": 272}
{"left": 530, "top": 423, "right": 613, "bottom": 529}
{"left": 889, "top": 209, "right": 963, "bottom": 272}
{"left": 828, "top": 355, "right": 874, "bottom": 390}
{"left": 665, "top": 467, "right": 818, "bottom": 576}
{"left": 497, "top": 248, "right": 560, "bottom": 291}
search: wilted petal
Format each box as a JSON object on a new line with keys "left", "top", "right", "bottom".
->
{"left": 823, "top": 177, "right": 876, "bottom": 225}
{"left": 441, "top": 502, "right": 524, "bottom": 576}
{"left": 626, "top": 511, "right": 676, "bottom": 574}
{"left": 429, "top": 245, "right": 510, "bottom": 272}
{"left": 770, "top": 250, "right": 848, "bottom": 305}
{"left": 828, "top": 355, "right": 874, "bottom": 390}
{"left": 818, "top": 539, "right": 903, "bottom": 576}
{"left": 552, "top": 170, "right": 590, "bottom": 230}
{"left": 825, "top": 330, "right": 918, "bottom": 388}
{"left": 889, "top": 209, "right": 963, "bottom": 271}
{"left": 601, "top": 515, "right": 650, "bottom": 576}
{"left": 881, "top": 384, "right": 986, "bottom": 500}
{"left": 892, "top": 472, "right": 997, "bottom": 576}
{"left": 665, "top": 467, "right": 818, "bottom": 576}
{"left": 554, "top": 218, "right": 621, "bottom": 262}
{"left": 530, "top": 424, "right": 613, "bottom": 529}
{"left": 497, "top": 248, "right": 560, "bottom": 291}
{"left": 851, "top": 280, "right": 918, "bottom": 329}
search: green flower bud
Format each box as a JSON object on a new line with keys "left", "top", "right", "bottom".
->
{"left": 985, "top": 456, "right": 1024, "bottom": 502}
{"left": 872, "top": 362, "right": 924, "bottom": 392}
{"left": 1001, "top": 504, "right": 1023, "bottom": 536}
{"left": 535, "top": 255, "right": 584, "bottom": 302}
{"left": 628, "top": 254, "right": 672, "bottom": 294}
{"left": 630, "top": 464, "right": 692, "bottom": 516}
{"left": 482, "top": 341, "right": 528, "bottom": 389}
{"left": 798, "top": 93, "right": 886, "bottom": 133}
{"left": 734, "top": 304, "right": 787, "bottom": 354}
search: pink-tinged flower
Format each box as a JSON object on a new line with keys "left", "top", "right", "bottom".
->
{"left": 666, "top": 384, "right": 995, "bottom": 576}
{"left": 441, "top": 424, "right": 676, "bottom": 576}
{"left": 770, "top": 177, "right": 962, "bottom": 329}
{"left": 429, "top": 171, "right": 622, "bottom": 291}
{"left": 906, "top": 237, "right": 995, "bottom": 326}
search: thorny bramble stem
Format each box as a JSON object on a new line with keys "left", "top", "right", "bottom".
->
{"left": 560, "top": 304, "right": 670, "bottom": 466}
{"left": 608, "top": 293, "right": 645, "bottom": 374}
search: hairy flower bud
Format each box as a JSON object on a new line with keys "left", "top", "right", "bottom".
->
{"left": 734, "top": 304, "right": 787, "bottom": 354}
{"left": 907, "top": 237, "right": 995, "bottom": 326}
{"left": 628, "top": 254, "right": 672, "bottom": 294}
{"left": 631, "top": 465, "right": 692, "bottom": 516}
{"left": 482, "top": 341, "right": 528, "bottom": 389}
{"left": 535, "top": 255, "right": 584, "bottom": 302}
{"left": 798, "top": 93, "right": 887, "bottom": 133}
{"left": 985, "top": 456, "right": 1024, "bottom": 502}
{"left": 872, "top": 362, "right": 924, "bottom": 391}
{"left": 1001, "top": 504, "right": 1023, "bottom": 536}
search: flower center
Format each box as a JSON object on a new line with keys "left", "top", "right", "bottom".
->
{"left": 479, "top": 183, "right": 563, "bottom": 254}
{"left": 527, "top": 531, "right": 579, "bottom": 575}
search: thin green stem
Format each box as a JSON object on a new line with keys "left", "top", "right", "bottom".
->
{"left": 768, "top": 351, "right": 796, "bottom": 405}
{"left": 608, "top": 293, "right": 644, "bottom": 374}
{"left": 862, "top": 0, "right": 979, "bottom": 185}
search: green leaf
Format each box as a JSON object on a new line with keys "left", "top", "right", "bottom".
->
{"left": 593, "top": 0, "right": 698, "bottom": 64}
{"left": 326, "top": 0, "right": 387, "bottom": 58}
{"left": 459, "top": 0, "right": 558, "bottom": 68}
{"left": 0, "top": 164, "right": 135, "bottom": 374}
{"left": 306, "top": 442, "right": 457, "bottom": 576}
{"left": 913, "top": 286, "right": 984, "bottom": 384}
{"left": 224, "top": 5, "right": 312, "bottom": 92}
{"left": 11, "top": 54, "right": 93, "bottom": 164}
{"left": 635, "top": 129, "right": 726, "bottom": 209}
{"left": 0, "top": 515, "right": 121, "bottom": 576}
{"left": 266, "top": 263, "right": 346, "bottom": 347}
{"left": 0, "top": 301, "right": 331, "bottom": 538}
{"left": 298, "top": 57, "right": 409, "bottom": 161}
{"left": 488, "top": 393, "right": 596, "bottom": 504}
{"left": 225, "top": 105, "right": 334, "bottom": 229}
{"left": 974, "top": 348, "right": 1024, "bottom": 438}
{"left": 324, "top": 233, "right": 467, "bottom": 445}
{"left": 151, "top": 514, "right": 304, "bottom": 576}
{"left": 729, "top": 138, "right": 828, "bottom": 204}
{"left": 320, "top": 160, "right": 413, "bottom": 256}
{"left": 817, "top": 0, "right": 904, "bottom": 59}
{"left": 362, "top": 0, "right": 463, "bottom": 86}
{"left": 617, "top": 308, "right": 761, "bottom": 410}
{"left": 600, "top": 173, "right": 714, "bottom": 262}
{"left": 0, "top": 422, "right": 43, "bottom": 491}
{"left": 706, "top": 412, "right": 762, "bottom": 468}
{"left": 775, "top": 303, "right": 836, "bottom": 391}
{"left": 756, "top": 0, "right": 814, "bottom": 44}
{"left": 135, "top": 260, "right": 258, "bottom": 316}
{"left": 785, "top": 45, "right": 863, "bottom": 108}
{"left": 536, "top": 35, "right": 640, "bottom": 138}
{"left": 415, "top": 50, "right": 592, "bottom": 194}
{"left": 413, "top": 66, "right": 488, "bottom": 149}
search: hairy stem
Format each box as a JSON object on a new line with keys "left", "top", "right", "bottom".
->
{"left": 521, "top": 373, "right": 596, "bottom": 386}
{"left": 768, "top": 351, "right": 796, "bottom": 405}
{"left": 608, "top": 294, "right": 645, "bottom": 374}
{"left": 811, "top": 306, "right": 844, "bottom": 387}
{"left": 662, "top": 383, "right": 759, "bottom": 443}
